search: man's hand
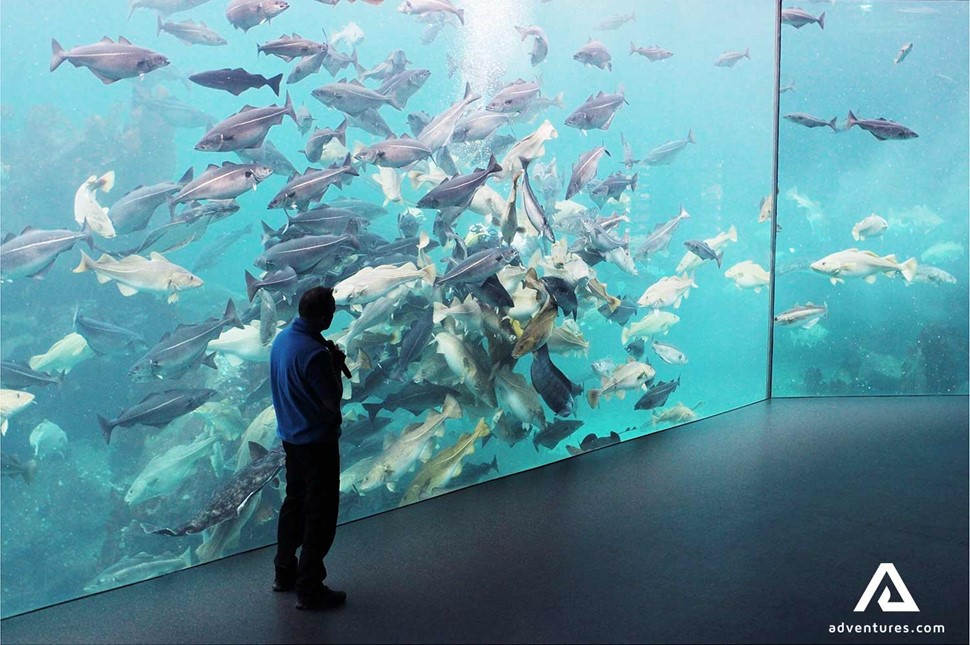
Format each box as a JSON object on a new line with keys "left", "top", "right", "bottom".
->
{"left": 323, "top": 340, "right": 352, "bottom": 379}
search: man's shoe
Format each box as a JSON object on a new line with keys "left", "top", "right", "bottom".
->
{"left": 295, "top": 586, "right": 347, "bottom": 610}
{"left": 273, "top": 578, "right": 296, "bottom": 592}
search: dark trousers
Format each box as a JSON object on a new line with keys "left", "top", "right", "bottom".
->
{"left": 275, "top": 440, "right": 340, "bottom": 595}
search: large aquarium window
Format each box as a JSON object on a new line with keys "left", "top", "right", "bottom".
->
{"left": 3, "top": 0, "right": 769, "bottom": 616}
{"left": 771, "top": 1, "right": 970, "bottom": 396}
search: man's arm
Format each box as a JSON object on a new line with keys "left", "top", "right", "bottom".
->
{"left": 305, "top": 348, "right": 343, "bottom": 426}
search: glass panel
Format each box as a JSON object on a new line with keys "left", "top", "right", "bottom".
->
{"left": 0, "top": 0, "right": 773, "bottom": 616}
{"left": 773, "top": 1, "right": 970, "bottom": 396}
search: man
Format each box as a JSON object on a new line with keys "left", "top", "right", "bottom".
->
{"left": 270, "top": 287, "right": 350, "bottom": 610}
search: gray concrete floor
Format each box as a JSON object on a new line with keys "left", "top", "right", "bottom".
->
{"left": 2, "top": 397, "right": 967, "bottom": 644}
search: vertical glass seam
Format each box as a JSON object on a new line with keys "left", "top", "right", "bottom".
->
{"left": 766, "top": 0, "right": 783, "bottom": 400}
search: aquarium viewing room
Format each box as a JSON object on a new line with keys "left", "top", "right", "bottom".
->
{"left": 0, "top": 0, "right": 966, "bottom": 643}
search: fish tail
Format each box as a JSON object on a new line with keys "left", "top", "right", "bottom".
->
{"left": 362, "top": 402, "right": 382, "bottom": 422}
{"left": 96, "top": 171, "right": 115, "bottom": 193}
{"left": 587, "top": 389, "right": 601, "bottom": 409}
{"left": 267, "top": 73, "right": 283, "bottom": 97}
{"left": 97, "top": 415, "right": 114, "bottom": 445}
{"left": 420, "top": 262, "right": 437, "bottom": 285}
{"left": 336, "top": 119, "right": 348, "bottom": 147}
{"left": 716, "top": 250, "right": 723, "bottom": 268}
{"left": 687, "top": 128, "right": 696, "bottom": 144}
{"left": 630, "top": 41, "right": 636, "bottom": 55}
{"left": 50, "top": 39, "right": 67, "bottom": 72}
{"left": 244, "top": 270, "right": 259, "bottom": 302}
{"left": 846, "top": 110, "right": 858, "bottom": 129}
{"left": 156, "top": 14, "right": 163, "bottom": 36}
{"left": 455, "top": 8, "right": 465, "bottom": 26}
{"left": 630, "top": 172, "right": 638, "bottom": 192}
{"left": 283, "top": 92, "right": 297, "bottom": 125}
{"left": 73, "top": 249, "right": 93, "bottom": 273}
{"left": 224, "top": 298, "right": 244, "bottom": 329}
{"left": 488, "top": 456, "right": 499, "bottom": 472}
{"left": 899, "top": 257, "right": 918, "bottom": 283}
{"left": 828, "top": 117, "right": 837, "bottom": 132}
{"left": 818, "top": 12, "right": 825, "bottom": 29}
{"left": 515, "top": 26, "right": 527, "bottom": 41}
{"left": 743, "top": 47, "right": 750, "bottom": 59}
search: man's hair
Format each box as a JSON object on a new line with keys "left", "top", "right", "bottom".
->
{"left": 299, "top": 287, "right": 336, "bottom": 319}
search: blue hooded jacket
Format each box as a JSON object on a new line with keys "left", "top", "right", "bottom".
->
{"left": 270, "top": 317, "right": 343, "bottom": 444}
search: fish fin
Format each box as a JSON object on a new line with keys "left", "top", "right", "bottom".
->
{"left": 118, "top": 36, "right": 132, "bottom": 45}
{"left": 587, "top": 389, "right": 600, "bottom": 408}
{"left": 97, "top": 415, "right": 114, "bottom": 445}
{"left": 50, "top": 39, "right": 67, "bottom": 71}
{"left": 117, "top": 283, "right": 139, "bottom": 296}
{"left": 90, "top": 69, "right": 118, "bottom": 85}
{"left": 863, "top": 274, "right": 877, "bottom": 284}
{"left": 202, "top": 352, "right": 218, "bottom": 369}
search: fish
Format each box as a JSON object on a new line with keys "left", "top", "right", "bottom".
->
{"left": 634, "top": 377, "right": 680, "bottom": 411}
{"left": 921, "top": 242, "right": 964, "bottom": 264}
{"left": 852, "top": 214, "right": 888, "bottom": 241}
{"left": 126, "top": 433, "right": 220, "bottom": 505}
{"left": 331, "top": 21, "right": 365, "bottom": 48}
{"left": 594, "top": 11, "right": 635, "bottom": 30}
{"left": 676, "top": 226, "right": 738, "bottom": 274}
{"left": 27, "top": 420, "right": 67, "bottom": 460}
{"left": 50, "top": 37, "right": 170, "bottom": 84}
{"left": 401, "top": 418, "right": 490, "bottom": 504}
{"left": 724, "top": 260, "right": 770, "bottom": 292}
{"left": 333, "top": 262, "right": 436, "bottom": 305}
{"left": 258, "top": 34, "right": 326, "bottom": 61}
{"left": 108, "top": 173, "right": 189, "bottom": 235}
{"left": 74, "top": 312, "right": 146, "bottom": 355}
{"left": 398, "top": 0, "right": 465, "bottom": 26}
{"left": 436, "top": 246, "right": 518, "bottom": 287}
{"left": 652, "top": 401, "right": 700, "bottom": 425}
{"left": 498, "top": 119, "right": 558, "bottom": 180}
{"left": 0, "top": 453, "right": 38, "bottom": 484}
{"left": 811, "top": 249, "right": 918, "bottom": 284}
{"left": 530, "top": 344, "right": 582, "bottom": 417}
{"left": 128, "top": 0, "right": 213, "bottom": 18}
{"left": 266, "top": 154, "right": 359, "bottom": 210}
{"left": 362, "top": 383, "right": 460, "bottom": 421}
{"left": 589, "top": 171, "right": 637, "bottom": 206}
{"left": 512, "top": 299, "right": 559, "bottom": 359}
{"left": 287, "top": 51, "right": 326, "bottom": 85}
{"left": 598, "top": 295, "right": 637, "bottom": 326}
{"left": 894, "top": 42, "right": 913, "bottom": 66}
{"left": 0, "top": 225, "right": 93, "bottom": 281}
{"left": 74, "top": 172, "right": 116, "bottom": 238}
{"left": 237, "top": 140, "right": 297, "bottom": 177}
{"left": 0, "top": 362, "right": 63, "bottom": 389}
{"left": 225, "top": 0, "right": 290, "bottom": 32}
{"left": 196, "top": 94, "right": 298, "bottom": 152}
{"left": 587, "top": 360, "right": 655, "bottom": 408}
{"left": 98, "top": 389, "right": 219, "bottom": 445}
{"left": 644, "top": 130, "right": 695, "bottom": 165}
{"left": 255, "top": 232, "right": 358, "bottom": 274}
{"left": 652, "top": 341, "right": 687, "bottom": 365}
{"left": 635, "top": 205, "right": 690, "bottom": 258}
{"left": 573, "top": 38, "right": 613, "bottom": 71}
{"left": 312, "top": 79, "right": 401, "bottom": 117}
{"left": 359, "top": 395, "right": 463, "bottom": 492}
{"left": 514, "top": 25, "right": 549, "bottom": 66}
{"left": 565, "top": 88, "right": 628, "bottom": 131}
{"left": 417, "top": 155, "right": 503, "bottom": 210}
{"left": 621, "top": 310, "right": 680, "bottom": 345}
{"left": 129, "top": 300, "right": 243, "bottom": 381}
{"left": 773, "top": 302, "right": 828, "bottom": 328}
{"left": 845, "top": 111, "right": 918, "bottom": 140}
{"left": 156, "top": 17, "right": 227, "bottom": 46}
{"left": 547, "top": 320, "right": 589, "bottom": 357}
{"left": 28, "top": 333, "right": 95, "bottom": 375}
{"left": 388, "top": 307, "right": 434, "bottom": 381}
{"left": 630, "top": 43, "right": 673, "bottom": 61}
{"left": 245, "top": 266, "right": 299, "bottom": 302}
{"left": 83, "top": 548, "right": 193, "bottom": 594}
{"left": 418, "top": 83, "right": 482, "bottom": 152}
{"left": 378, "top": 69, "right": 432, "bottom": 109}
{"left": 910, "top": 266, "right": 957, "bottom": 286}
{"left": 683, "top": 240, "right": 723, "bottom": 267}
{"left": 565, "top": 145, "right": 610, "bottom": 200}
{"left": 355, "top": 135, "right": 433, "bottom": 168}
{"left": 781, "top": 8, "right": 825, "bottom": 29}
{"left": 208, "top": 322, "right": 275, "bottom": 365}
{"left": 784, "top": 113, "right": 837, "bottom": 131}
{"left": 565, "top": 431, "right": 621, "bottom": 455}
{"left": 758, "top": 194, "right": 775, "bottom": 224}
{"left": 637, "top": 274, "right": 696, "bottom": 309}
{"left": 533, "top": 418, "right": 584, "bottom": 451}
{"left": 715, "top": 48, "right": 750, "bottom": 67}
{"left": 486, "top": 79, "right": 542, "bottom": 114}
{"left": 303, "top": 121, "right": 349, "bottom": 162}
{"left": 188, "top": 68, "right": 283, "bottom": 96}
{"left": 433, "top": 332, "right": 495, "bottom": 404}
{"left": 0, "top": 389, "right": 35, "bottom": 436}
{"left": 74, "top": 251, "right": 203, "bottom": 303}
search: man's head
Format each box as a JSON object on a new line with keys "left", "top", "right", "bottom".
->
{"left": 299, "top": 287, "right": 336, "bottom": 332}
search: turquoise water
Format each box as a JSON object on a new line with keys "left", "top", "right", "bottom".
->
{"left": 0, "top": 0, "right": 963, "bottom": 617}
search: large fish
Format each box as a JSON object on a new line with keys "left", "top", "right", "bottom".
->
{"left": 258, "top": 33, "right": 326, "bottom": 61}
{"left": 74, "top": 251, "right": 203, "bottom": 303}
{"left": 398, "top": 0, "right": 465, "bottom": 26}
{"left": 417, "top": 82, "right": 481, "bottom": 152}
{"left": 781, "top": 8, "right": 825, "bottom": 29}
{"left": 50, "top": 37, "right": 170, "bottom": 84}
{"left": 565, "top": 88, "right": 627, "bottom": 131}
{"left": 630, "top": 43, "right": 673, "bottom": 61}
{"left": 573, "top": 38, "right": 613, "bottom": 70}
{"left": 452, "top": 110, "right": 511, "bottom": 144}
{"left": 312, "top": 79, "right": 400, "bottom": 116}
{"left": 169, "top": 161, "right": 273, "bottom": 208}
{"left": 156, "top": 17, "right": 227, "bottom": 46}
{"left": 83, "top": 548, "right": 193, "bottom": 594}
{"left": 333, "top": 262, "right": 436, "bottom": 305}
{"left": 401, "top": 418, "right": 490, "bottom": 504}
{"left": 520, "top": 157, "right": 556, "bottom": 242}
{"left": 266, "top": 154, "right": 359, "bottom": 210}
{"left": 0, "top": 225, "right": 92, "bottom": 280}
{"left": 565, "top": 145, "right": 610, "bottom": 199}
{"left": 109, "top": 171, "right": 191, "bottom": 234}
{"left": 530, "top": 344, "right": 582, "bottom": 417}
{"left": 0, "top": 362, "right": 63, "bottom": 389}
{"left": 533, "top": 418, "right": 584, "bottom": 451}
{"left": 0, "top": 390, "right": 35, "bottom": 436}
{"left": 388, "top": 307, "right": 434, "bottom": 381}
{"left": 417, "top": 155, "right": 502, "bottom": 210}
{"left": 486, "top": 79, "right": 541, "bottom": 114}
{"left": 27, "top": 333, "right": 94, "bottom": 375}
{"left": 126, "top": 434, "right": 220, "bottom": 505}
{"left": 303, "top": 121, "right": 348, "bottom": 162}
{"left": 811, "top": 248, "right": 918, "bottom": 284}
{"left": 128, "top": 0, "right": 213, "bottom": 19}
{"left": 244, "top": 266, "right": 298, "bottom": 301}
{"left": 378, "top": 69, "right": 431, "bottom": 109}
{"left": 494, "top": 365, "right": 547, "bottom": 430}
{"left": 845, "top": 111, "right": 918, "bottom": 140}
{"left": 254, "top": 233, "right": 358, "bottom": 273}
{"left": 620, "top": 311, "right": 680, "bottom": 345}
{"left": 196, "top": 94, "right": 297, "bottom": 152}
{"left": 435, "top": 246, "right": 518, "bottom": 287}
{"left": 634, "top": 377, "right": 681, "bottom": 411}
{"left": 587, "top": 360, "right": 655, "bottom": 408}
{"left": 225, "top": 0, "right": 290, "bottom": 32}
{"left": 189, "top": 68, "right": 283, "bottom": 96}
{"left": 98, "top": 389, "right": 217, "bottom": 444}
{"left": 514, "top": 25, "right": 549, "bottom": 66}
{"left": 644, "top": 130, "right": 695, "bottom": 165}
{"left": 715, "top": 48, "right": 750, "bottom": 67}
{"left": 237, "top": 140, "right": 297, "bottom": 177}
{"left": 129, "top": 299, "right": 243, "bottom": 381}
{"left": 74, "top": 172, "right": 116, "bottom": 238}
{"left": 74, "top": 312, "right": 146, "bottom": 356}
{"left": 635, "top": 205, "right": 690, "bottom": 258}
{"left": 355, "top": 135, "right": 433, "bottom": 168}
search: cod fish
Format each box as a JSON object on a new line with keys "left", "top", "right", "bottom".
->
{"left": 128, "top": 0, "right": 213, "bottom": 19}
{"left": 634, "top": 377, "right": 681, "bottom": 411}
{"left": 0, "top": 361, "right": 63, "bottom": 389}
{"left": 398, "top": 0, "right": 465, "bottom": 26}
{"left": 531, "top": 344, "right": 582, "bottom": 417}
{"left": 401, "top": 418, "right": 490, "bottom": 504}
{"left": 565, "top": 145, "right": 610, "bottom": 199}
{"left": 845, "top": 111, "right": 918, "bottom": 140}
{"left": 565, "top": 88, "right": 627, "bottom": 131}
{"left": 494, "top": 365, "right": 547, "bottom": 430}
{"left": 512, "top": 300, "right": 559, "bottom": 358}
{"left": 418, "top": 83, "right": 482, "bottom": 152}
{"left": 74, "top": 251, "right": 203, "bottom": 303}
{"left": 130, "top": 300, "right": 243, "bottom": 381}
{"left": 189, "top": 68, "right": 283, "bottom": 96}
{"left": 333, "top": 262, "right": 436, "bottom": 305}
{"left": 50, "top": 37, "right": 170, "bottom": 84}
{"left": 621, "top": 310, "right": 680, "bottom": 345}
{"left": 644, "top": 130, "right": 695, "bottom": 166}
{"left": 84, "top": 548, "right": 193, "bottom": 594}
{"left": 28, "top": 333, "right": 95, "bottom": 375}
{"left": 565, "top": 431, "right": 621, "bottom": 456}
{"left": 630, "top": 43, "right": 673, "bottom": 61}
{"left": 0, "top": 225, "right": 93, "bottom": 281}
{"left": 156, "top": 17, "right": 227, "bottom": 46}
{"left": 784, "top": 113, "right": 837, "bottom": 131}
{"left": 724, "top": 260, "right": 770, "bottom": 292}
{"left": 715, "top": 48, "right": 750, "bottom": 67}
{"left": 573, "top": 38, "right": 613, "bottom": 71}
{"left": 514, "top": 25, "right": 549, "bottom": 66}
{"left": 196, "top": 94, "right": 297, "bottom": 152}
{"left": 146, "top": 442, "right": 285, "bottom": 535}
{"left": 109, "top": 173, "right": 190, "bottom": 235}
{"left": 773, "top": 302, "right": 827, "bottom": 328}
{"left": 781, "top": 8, "right": 825, "bottom": 29}
{"left": 359, "top": 395, "right": 462, "bottom": 493}
{"left": 587, "top": 360, "right": 655, "bottom": 408}
{"left": 0, "top": 389, "right": 35, "bottom": 436}
{"left": 98, "top": 388, "right": 217, "bottom": 444}
{"left": 852, "top": 214, "right": 888, "bottom": 241}
{"left": 811, "top": 249, "right": 918, "bottom": 284}
{"left": 74, "top": 172, "right": 116, "bottom": 238}
{"left": 226, "top": 0, "right": 290, "bottom": 32}
{"left": 125, "top": 433, "right": 220, "bottom": 505}
{"left": 533, "top": 418, "right": 584, "bottom": 451}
